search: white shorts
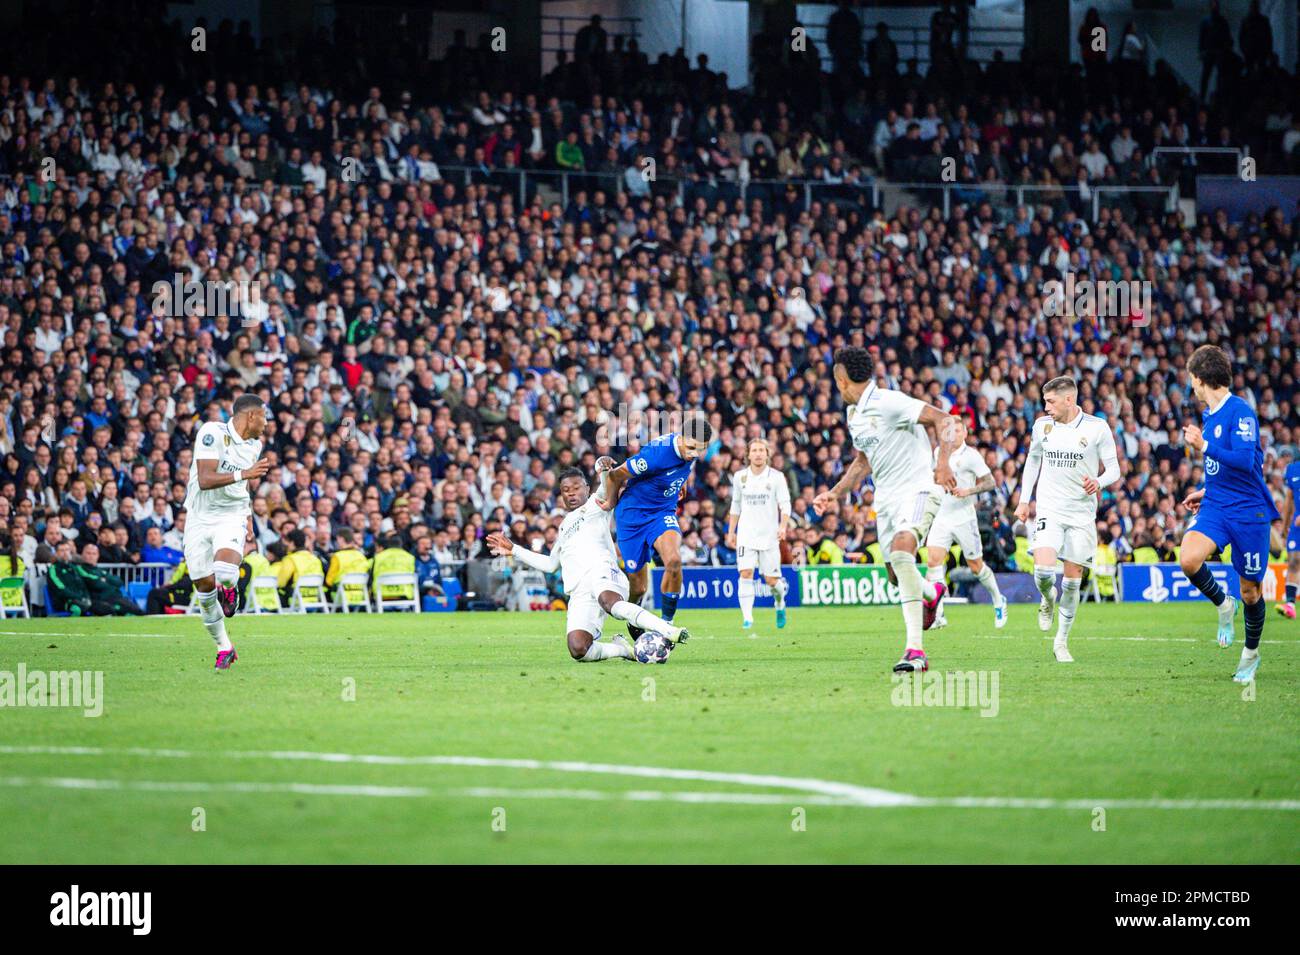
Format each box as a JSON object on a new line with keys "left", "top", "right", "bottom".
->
{"left": 565, "top": 562, "right": 630, "bottom": 639}
{"left": 878, "top": 486, "right": 943, "bottom": 558}
{"left": 183, "top": 517, "right": 247, "bottom": 581}
{"left": 927, "top": 513, "right": 982, "bottom": 560}
{"left": 736, "top": 544, "right": 781, "bottom": 577}
{"left": 1031, "top": 513, "right": 1096, "bottom": 568}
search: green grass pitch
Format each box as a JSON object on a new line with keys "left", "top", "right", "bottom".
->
{"left": 0, "top": 602, "right": 1296, "bottom": 863}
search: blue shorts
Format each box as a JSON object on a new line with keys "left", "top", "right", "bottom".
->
{"left": 615, "top": 511, "right": 680, "bottom": 573}
{"left": 1187, "top": 507, "right": 1271, "bottom": 582}
{"left": 1288, "top": 523, "right": 1300, "bottom": 555}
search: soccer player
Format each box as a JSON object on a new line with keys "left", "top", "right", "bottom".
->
{"left": 603, "top": 411, "right": 712, "bottom": 636}
{"left": 486, "top": 462, "right": 689, "bottom": 661}
{"left": 184, "top": 394, "right": 270, "bottom": 669}
{"left": 1178, "top": 345, "right": 1279, "bottom": 682}
{"left": 925, "top": 417, "right": 1008, "bottom": 629}
{"left": 1014, "top": 376, "right": 1119, "bottom": 663}
{"left": 1276, "top": 457, "right": 1300, "bottom": 620}
{"left": 725, "top": 437, "right": 792, "bottom": 630}
{"left": 812, "top": 347, "right": 957, "bottom": 673}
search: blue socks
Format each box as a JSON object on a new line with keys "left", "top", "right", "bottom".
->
{"left": 1187, "top": 564, "right": 1225, "bottom": 606}
{"left": 660, "top": 590, "right": 680, "bottom": 623}
{"left": 1243, "top": 598, "right": 1264, "bottom": 650}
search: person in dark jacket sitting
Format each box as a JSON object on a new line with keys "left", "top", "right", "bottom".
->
{"left": 47, "top": 541, "right": 144, "bottom": 616}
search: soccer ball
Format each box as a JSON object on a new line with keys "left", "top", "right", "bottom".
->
{"left": 634, "top": 633, "right": 673, "bottom": 664}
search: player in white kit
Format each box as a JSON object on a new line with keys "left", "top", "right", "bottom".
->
{"left": 813, "top": 347, "right": 957, "bottom": 673}
{"left": 726, "top": 438, "right": 792, "bottom": 630}
{"left": 184, "top": 394, "right": 270, "bottom": 669}
{"left": 486, "top": 462, "right": 690, "bottom": 662}
{"left": 1014, "top": 377, "right": 1120, "bottom": 662}
{"left": 925, "top": 417, "right": 1009, "bottom": 629}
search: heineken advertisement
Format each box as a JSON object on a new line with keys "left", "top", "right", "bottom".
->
{"left": 798, "top": 565, "right": 900, "bottom": 606}
{"left": 655, "top": 565, "right": 900, "bottom": 610}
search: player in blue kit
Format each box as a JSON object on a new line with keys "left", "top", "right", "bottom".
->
{"left": 1178, "top": 345, "right": 1279, "bottom": 683}
{"left": 1277, "top": 458, "right": 1300, "bottom": 620}
{"left": 603, "top": 411, "right": 714, "bottom": 637}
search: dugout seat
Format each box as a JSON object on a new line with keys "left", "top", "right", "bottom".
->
{"left": 247, "top": 575, "right": 282, "bottom": 614}
{"left": 333, "top": 572, "right": 372, "bottom": 613}
{"left": 2, "top": 577, "right": 31, "bottom": 618}
{"left": 374, "top": 572, "right": 420, "bottom": 613}
{"left": 290, "top": 574, "right": 331, "bottom": 613}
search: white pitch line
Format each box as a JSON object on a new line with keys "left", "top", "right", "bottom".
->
{"left": 1, "top": 745, "right": 1297, "bottom": 812}
{"left": 0, "top": 630, "right": 182, "bottom": 638}
{"left": 0, "top": 777, "right": 1296, "bottom": 812}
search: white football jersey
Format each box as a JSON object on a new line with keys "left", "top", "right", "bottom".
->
{"left": 184, "top": 420, "right": 263, "bottom": 522}
{"left": 552, "top": 496, "right": 622, "bottom": 595}
{"left": 935, "top": 443, "right": 992, "bottom": 521}
{"left": 729, "top": 465, "right": 791, "bottom": 550}
{"left": 1021, "top": 411, "right": 1118, "bottom": 525}
{"left": 847, "top": 383, "right": 934, "bottom": 505}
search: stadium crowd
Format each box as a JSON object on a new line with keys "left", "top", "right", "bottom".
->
{"left": 0, "top": 1, "right": 1297, "bottom": 615}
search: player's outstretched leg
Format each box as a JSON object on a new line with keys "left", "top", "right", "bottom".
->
{"left": 213, "top": 559, "right": 241, "bottom": 617}
{"left": 194, "top": 580, "right": 237, "bottom": 670}
{"left": 654, "top": 531, "right": 683, "bottom": 623}
{"left": 600, "top": 592, "right": 689, "bottom": 645}
{"left": 1053, "top": 573, "right": 1081, "bottom": 662}
{"left": 1034, "top": 567, "right": 1056, "bottom": 632}
{"left": 970, "top": 560, "right": 1008, "bottom": 629}
{"left": 1277, "top": 555, "right": 1298, "bottom": 619}
{"left": 1235, "top": 580, "right": 1265, "bottom": 683}
{"left": 925, "top": 561, "right": 948, "bottom": 628}
{"left": 738, "top": 571, "right": 755, "bottom": 630}
{"left": 568, "top": 629, "right": 633, "bottom": 662}
{"left": 1180, "top": 533, "right": 1236, "bottom": 646}
{"left": 889, "top": 544, "right": 938, "bottom": 672}
{"left": 768, "top": 575, "right": 787, "bottom": 629}
{"left": 623, "top": 565, "right": 650, "bottom": 639}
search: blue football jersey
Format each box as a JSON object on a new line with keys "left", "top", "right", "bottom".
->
{"left": 1286, "top": 461, "right": 1300, "bottom": 515}
{"left": 615, "top": 433, "right": 694, "bottom": 521}
{"left": 1200, "top": 394, "right": 1279, "bottom": 522}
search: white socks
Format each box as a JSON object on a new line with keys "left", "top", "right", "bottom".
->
{"left": 771, "top": 577, "right": 786, "bottom": 609}
{"left": 213, "top": 561, "right": 240, "bottom": 588}
{"left": 1035, "top": 568, "right": 1057, "bottom": 603}
{"left": 1056, "top": 577, "right": 1081, "bottom": 643}
{"left": 890, "top": 551, "right": 929, "bottom": 651}
{"left": 610, "top": 600, "right": 679, "bottom": 639}
{"left": 580, "top": 639, "right": 632, "bottom": 662}
{"left": 976, "top": 564, "right": 1003, "bottom": 603}
{"left": 197, "top": 588, "right": 231, "bottom": 651}
{"left": 738, "top": 576, "right": 755, "bottom": 623}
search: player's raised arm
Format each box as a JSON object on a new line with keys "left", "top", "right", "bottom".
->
{"left": 1015, "top": 420, "right": 1044, "bottom": 523}
{"left": 593, "top": 456, "right": 617, "bottom": 510}
{"left": 813, "top": 451, "right": 872, "bottom": 515}
{"left": 487, "top": 530, "right": 561, "bottom": 573}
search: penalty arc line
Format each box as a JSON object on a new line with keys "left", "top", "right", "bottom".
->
{"left": 0, "top": 746, "right": 1297, "bottom": 811}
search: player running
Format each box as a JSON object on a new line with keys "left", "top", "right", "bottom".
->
{"left": 1014, "top": 376, "right": 1119, "bottom": 663}
{"left": 1276, "top": 457, "right": 1300, "bottom": 620}
{"left": 726, "top": 437, "right": 792, "bottom": 630}
{"left": 603, "top": 411, "right": 713, "bottom": 637}
{"left": 925, "top": 417, "right": 1008, "bottom": 630}
{"left": 486, "top": 462, "right": 689, "bottom": 662}
{"left": 813, "top": 347, "right": 957, "bottom": 673}
{"left": 184, "top": 394, "right": 270, "bottom": 670}
{"left": 1178, "top": 345, "right": 1279, "bottom": 683}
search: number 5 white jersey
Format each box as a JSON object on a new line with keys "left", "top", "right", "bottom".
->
{"left": 184, "top": 420, "right": 263, "bottom": 522}
{"left": 729, "top": 466, "right": 791, "bottom": 551}
{"left": 1020, "top": 411, "right": 1119, "bottom": 525}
